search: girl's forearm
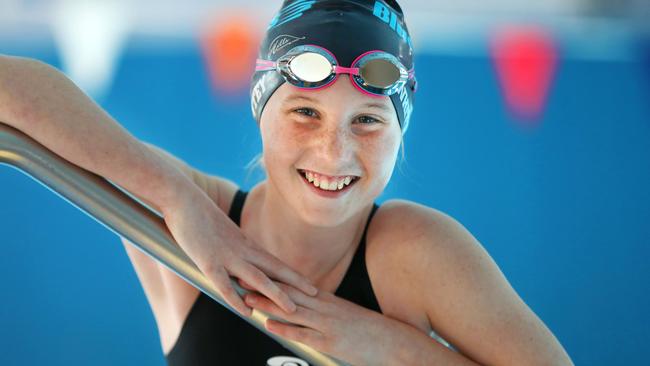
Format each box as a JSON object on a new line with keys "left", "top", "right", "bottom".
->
{"left": 382, "top": 316, "right": 480, "bottom": 366}
{"left": 0, "top": 55, "right": 195, "bottom": 213}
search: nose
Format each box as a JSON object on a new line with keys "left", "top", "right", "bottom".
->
{"left": 315, "top": 122, "right": 355, "bottom": 164}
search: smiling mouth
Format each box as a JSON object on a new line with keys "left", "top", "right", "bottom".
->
{"left": 296, "top": 169, "right": 360, "bottom": 192}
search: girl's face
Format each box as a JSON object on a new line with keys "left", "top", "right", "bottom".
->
{"left": 259, "top": 76, "right": 402, "bottom": 227}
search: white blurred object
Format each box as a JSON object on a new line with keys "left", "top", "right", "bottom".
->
{"left": 51, "top": 0, "right": 132, "bottom": 99}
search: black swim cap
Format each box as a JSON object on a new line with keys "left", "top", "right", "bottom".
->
{"left": 250, "top": 0, "right": 416, "bottom": 134}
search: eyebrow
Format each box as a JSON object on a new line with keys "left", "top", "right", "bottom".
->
{"left": 284, "top": 94, "right": 392, "bottom": 113}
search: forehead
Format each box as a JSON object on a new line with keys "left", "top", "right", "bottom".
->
{"left": 275, "top": 77, "right": 394, "bottom": 114}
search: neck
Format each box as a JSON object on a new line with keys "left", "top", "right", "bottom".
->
{"left": 253, "top": 181, "right": 373, "bottom": 287}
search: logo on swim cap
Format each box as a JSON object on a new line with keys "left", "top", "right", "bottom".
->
{"left": 269, "top": 34, "right": 306, "bottom": 57}
{"left": 372, "top": 1, "right": 413, "bottom": 49}
{"left": 268, "top": 0, "right": 316, "bottom": 30}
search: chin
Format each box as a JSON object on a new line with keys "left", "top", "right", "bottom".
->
{"left": 296, "top": 204, "right": 351, "bottom": 228}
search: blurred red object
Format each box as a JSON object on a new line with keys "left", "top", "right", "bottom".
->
{"left": 200, "top": 11, "right": 261, "bottom": 95}
{"left": 491, "top": 26, "right": 558, "bottom": 125}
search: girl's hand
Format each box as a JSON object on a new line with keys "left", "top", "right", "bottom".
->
{"left": 162, "top": 188, "right": 318, "bottom": 317}
{"left": 240, "top": 280, "right": 401, "bottom": 366}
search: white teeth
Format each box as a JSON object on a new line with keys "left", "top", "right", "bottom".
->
{"left": 302, "top": 170, "right": 357, "bottom": 191}
{"left": 319, "top": 178, "right": 330, "bottom": 189}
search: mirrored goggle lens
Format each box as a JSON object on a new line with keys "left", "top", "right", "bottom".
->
{"left": 359, "top": 58, "right": 402, "bottom": 88}
{"left": 289, "top": 52, "right": 332, "bottom": 83}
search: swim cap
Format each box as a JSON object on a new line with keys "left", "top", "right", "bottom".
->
{"left": 250, "top": 0, "right": 416, "bottom": 134}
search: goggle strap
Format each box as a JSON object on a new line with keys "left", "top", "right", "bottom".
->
{"left": 255, "top": 59, "right": 277, "bottom": 72}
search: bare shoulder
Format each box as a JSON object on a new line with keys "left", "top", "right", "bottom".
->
{"left": 367, "top": 198, "right": 455, "bottom": 248}
{"left": 366, "top": 199, "right": 573, "bottom": 365}
{"left": 364, "top": 199, "right": 456, "bottom": 333}
{"left": 367, "top": 198, "right": 481, "bottom": 280}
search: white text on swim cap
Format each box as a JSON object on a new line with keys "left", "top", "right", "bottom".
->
{"left": 372, "top": 1, "right": 413, "bottom": 49}
{"left": 251, "top": 72, "right": 270, "bottom": 120}
{"left": 399, "top": 82, "right": 413, "bottom": 133}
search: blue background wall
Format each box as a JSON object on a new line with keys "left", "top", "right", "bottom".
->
{"left": 1, "top": 40, "right": 648, "bottom": 365}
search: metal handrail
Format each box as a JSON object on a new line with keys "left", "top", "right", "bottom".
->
{"left": 0, "top": 121, "right": 346, "bottom": 366}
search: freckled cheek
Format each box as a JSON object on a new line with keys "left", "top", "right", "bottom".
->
{"left": 262, "top": 124, "right": 303, "bottom": 170}
{"left": 363, "top": 136, "right": 399, "bottom": 184}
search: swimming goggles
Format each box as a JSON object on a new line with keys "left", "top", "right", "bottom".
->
{"left": 255, "top": 44, "right": 417, "bottom": 97}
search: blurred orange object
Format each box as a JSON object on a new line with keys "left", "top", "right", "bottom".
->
{"left": 491, "top": 26, "right": 558, "bottom": 125}
{"left": 200, "top": 11, "right": 261, "bottom": 95}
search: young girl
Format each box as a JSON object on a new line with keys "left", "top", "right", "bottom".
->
{"left": 0, "top": 0, "right": 573, "bottom": 365}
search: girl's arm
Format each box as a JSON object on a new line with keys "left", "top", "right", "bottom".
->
{"left": 0, "top": 55, "right": 193, "bottom": 212}
{"left": 373, "top": 200, "right": 574, "bottom": 365}
{"left": 0, "top": 55, "right": 318, "bottom": 317}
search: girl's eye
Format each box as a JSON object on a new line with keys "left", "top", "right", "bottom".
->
{"left": 294, "top": 108, "right": 317, "bottom": 118}
{"left": 293, "top": 108, "right": 382, "bottom": 125}
{"left": 356, "top": 115, "right": 380, "bottom": 124}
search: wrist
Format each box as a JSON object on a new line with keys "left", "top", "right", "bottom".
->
{"left": 359, "top": 313, "right": 412, "bottom": 366}
{"left": 378, "top": 317, "right": 415, "bottom": 365}
{"left": 377, "top": 317, "right": 439, "bottom": 366}
{"left": 156, "top": 171, "right": 203, "bottom": 215}
{"left": 136, "top": 146, "right": 199, "bottom": 215}
{"left": 379, "top": 317, "right": 478, "bottom": 366}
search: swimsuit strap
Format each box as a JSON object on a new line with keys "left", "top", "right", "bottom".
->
{"left": 228, "top": 189, "right": 248, "bottom": 226}
{"left": 334, "top": 202, "right": 382, "bottom": 313}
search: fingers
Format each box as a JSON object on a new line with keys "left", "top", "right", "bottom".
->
{"left": 244, "top": 245, "right": 319, "bottom": 296}
{"left": 274, "top": 281, "right": 324, "bottom": 311}
{"left": 265, "top": 318, "right": 327, "bottom": 350}
{"left": 244, "top": 292, "right": 323, "bottom": 330}
{"left": 206, "top": 264, "right": 252, "bottom": 317}
{"left": 240, "top": 278, "right": 321, "bottom": 310}
{"left": 231, "top": 260, "right": 298, "bottom": 314}
{"left": 238, "top": 278, "right": 256, "bottom": 291}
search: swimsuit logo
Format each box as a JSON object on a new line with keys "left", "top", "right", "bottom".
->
{"left": 268, "top": 34, "right": 306, "bottom": 57}
{"left": 268, "top": 0, "right": 316, "bottom": 30}
{"left": 266, "top": 355, "right": 310, "bottom": 366}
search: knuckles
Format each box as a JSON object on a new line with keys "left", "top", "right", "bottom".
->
{"left": 201, "top": 261, "right": 224, "bottom": 281}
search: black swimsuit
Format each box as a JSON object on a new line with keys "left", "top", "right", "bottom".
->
{"left": 165, "top": 189, "right": 381, "bottom": 365}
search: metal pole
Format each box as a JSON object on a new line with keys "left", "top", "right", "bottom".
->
{"left": 0, "top": 122, "right": 346, "bottom": 366}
